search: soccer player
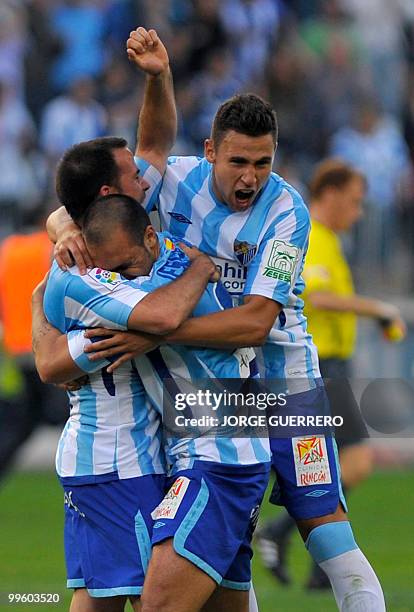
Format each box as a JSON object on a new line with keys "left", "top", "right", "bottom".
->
{"left": 257, "top": 159, "right": 406, "bottom": 589}
{"left": 34, "top": 194, "right": 269, "bottom": 612}
{"left": 47, "top": 27, "right": 386, "bottom": 611}
{"left": 32, "top": 195, "right": 220, "bottom": 612}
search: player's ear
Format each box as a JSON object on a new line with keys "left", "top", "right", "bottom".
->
{"left": 99, "top": 184, "right": 112, "bottom": 196}
{"left": 144, "top": 225, "right": 157, "bottom": 249}
{"left": 204, "top": 139, "right": 216, "bottom": 163}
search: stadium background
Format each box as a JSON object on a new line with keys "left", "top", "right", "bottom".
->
{"left": 0, "top": 0, "right": 413, "bottom": 609}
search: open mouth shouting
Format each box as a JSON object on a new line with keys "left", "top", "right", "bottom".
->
{"left": 234, "top": 189, "right": 256, "bottom": 209}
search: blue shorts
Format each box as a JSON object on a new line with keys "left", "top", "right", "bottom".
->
{"left": 269, "top": 387, "right": 347, "bottom": 519}
{"left": 63, "top": 474, "right": 165, "bottom": 597}
{"left": 151, "top": 461, "right": 270, "bottom": 590}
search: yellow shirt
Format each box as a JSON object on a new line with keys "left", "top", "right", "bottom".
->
{"left": 302, "top": 219, "right": 356, "bottom": 359}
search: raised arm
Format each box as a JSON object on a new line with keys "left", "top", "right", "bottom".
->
{"left": 128, "top": 27, "right": 177, "bottom": 174}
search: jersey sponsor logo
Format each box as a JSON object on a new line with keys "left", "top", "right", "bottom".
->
{"left": 234, "top": 240, "right": 257, "bottom": 265}
{"left": 292, "top": 435, "right": 332, "bottom": 487}
{"left": 89, "top": 268, "right": 127, "bottom": 291}
{"left": 212, "top": 257, "right": 247, "bottom": 296}
{"left": 262, "top": 240, "right": 299, "bottom": 284}
{"left": 168, "top": 212, "right": 192, "bottom": 224}
{"left": 151, "top": 476, "right": 190, "bottom": 520}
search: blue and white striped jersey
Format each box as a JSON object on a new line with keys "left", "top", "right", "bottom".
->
{"left": 136, "top": 156, "right": 321, "bottom": 387}
{"left": 44, "top": 259, "right": 166, "bottom": 483}
{"left": 63, "top": 232, "right": 270, "bottom": 473}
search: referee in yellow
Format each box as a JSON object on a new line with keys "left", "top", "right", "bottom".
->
{"left": 257, "top": 159, "right": 406, "bottom": 589}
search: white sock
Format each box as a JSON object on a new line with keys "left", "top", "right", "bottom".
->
{"left": 249, "top": 585, "right": 259, "bottom": 612}
{"left": 320, "top": 548, "right": 386, "bottom": 611}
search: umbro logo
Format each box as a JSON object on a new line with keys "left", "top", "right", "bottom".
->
{"left": 305, "top": 490, "right": 329, "bottom": 498}
{"left": 168, "top": 212, "right": 192, "bottom": 224}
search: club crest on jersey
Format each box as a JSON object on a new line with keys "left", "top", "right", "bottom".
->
{"left": 262, "top": 240, "right": 299, "bottom": 283}
{"left": 292, "top": 435, "right": 332, "bottom": 487}
{"left": 168, "top": 212, "right": 192, "bottom": 224}
{"left": 89, "top": 268, "right": 126, "bottom": 290}
{"left": 233, "top": 240, "right": 257, "bottom": 265}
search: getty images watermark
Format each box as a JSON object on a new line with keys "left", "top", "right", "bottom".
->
{"left": 173, "top": 388, "right": 343, "bottom": 430}
{"left": 162, "top": 378, "right": 414, "bottom": 440}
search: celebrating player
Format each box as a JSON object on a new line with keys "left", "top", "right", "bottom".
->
{"left": 47, "top": 27, "right": 386, "bottom": 611}
{"left": 33, "top": 194, "right": 269, "bottom": 612}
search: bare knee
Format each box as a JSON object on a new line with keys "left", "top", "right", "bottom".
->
{"left": 296, "top": 503, "right": 348, "bottom": 541}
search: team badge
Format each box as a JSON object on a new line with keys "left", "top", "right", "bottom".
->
{"left": 151, "top": 476, "right": 190, "bottom": 520}
{"left": 89, "top": 268, "right": 126, "bottom": 291}
{"left": 168, "top": 212, "right": 192, "bottom": 224}
{"left": 292, "top": 435, "right": 332, "bottom": 487}
{"left": 262, "top": 240, "right": 299, "bottom": 283}
{"left": 233, "top": 240, "right": 257, "bottom": 265}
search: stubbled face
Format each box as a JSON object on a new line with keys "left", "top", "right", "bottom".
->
{"left": 86, "top": 226, "right": 158, "bottom": 279}
{"left": 334, "top": 177, "right": 365, "bottom": 231}
{"left": 109, "top": 148, "right": 150, "bottom": 204}
{"left": 205, "top": 130, "right": 275, "bottom": 212}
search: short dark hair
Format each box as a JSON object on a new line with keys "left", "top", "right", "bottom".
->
{"left": 82, "top": 194, "right": 151, "bottom": 247}
{"left": 55, "top": 137, "right": 128, "bottom": 222}
{"left": 309, "top": 159, "right": 366, "bottom": 200}
{"left": 212, "top": 93, "right": 278, "bottom": 147}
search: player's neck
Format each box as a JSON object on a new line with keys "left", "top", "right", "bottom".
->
{"left": 310, "top": 204, "right": 338, "bottom": 234}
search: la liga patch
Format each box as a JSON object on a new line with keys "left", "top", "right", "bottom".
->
{"left": 88, "top": 268, "right": 127, "bottom": 291}
{"left": 292, "top": 435, "right": 332, "bottom": 487}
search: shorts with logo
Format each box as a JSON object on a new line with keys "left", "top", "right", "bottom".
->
{"left": 268, "top": 386, "right": 347, "bottom": 519}
{"left": 62, "top": 474, "right": 166, "bottom": 597}
{"left": 151, "top": 461, "right": 270, "bottom": 590}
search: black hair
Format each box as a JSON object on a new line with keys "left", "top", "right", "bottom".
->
{"left": 82, "top": 194, "right": 151, "bottom": 247}
{"left": 55, "top": 137, "right": 128, "bottom": 222}
{"left": 212, "top": 93, "right": 278, "bottom": 147}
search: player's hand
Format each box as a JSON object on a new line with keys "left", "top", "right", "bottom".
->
{"left": 379, "top": 315, "right": 407, "bottom": 343}
{"left": 54, "top": 223, "right": 93, "bottom": 275}
{"left": 126, "top": 27, "right": 169, "bottom": 76}
{"left": 179, "top": 243, "right": 221, "bottom": 283}
{"left": 57, "top": 375, "right": 89, "bottom": 392}
{"left": 83, "top": 328, "right": 160, "bottom": 372}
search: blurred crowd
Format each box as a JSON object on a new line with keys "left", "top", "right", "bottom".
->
{"left": 2, "top": 0, "right": 414, "bottom": 284}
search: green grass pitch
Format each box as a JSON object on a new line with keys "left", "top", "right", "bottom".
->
{"left": 0, "top": 470, "right": 413, "bottom": 611}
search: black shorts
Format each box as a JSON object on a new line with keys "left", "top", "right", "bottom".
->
{"left": 319, "top": 358, "right": 368, "bottom": 449}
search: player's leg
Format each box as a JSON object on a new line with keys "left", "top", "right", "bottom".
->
{"left": 70, "top": 588, "right": 127, "bottom": 611}
{"left": 141, "top": 538, "right": 217, "bottom": 611}
{"left": 202, "top": 586, "right": 249, "bottom": 612}
{"left": 297, "top": 507, "right": 385, "bottom": 611}
{"left": 63, "top": 475, "right": 165, "bottom": 608}
{"left": 144, "top": 467, "right": 269, "bottom": 612}
{"left": 255, "top": 506, "right": 295, "bottom": 585}
{"left": 269, "top": 387, "right": 385, "bottom": 610}
{"left": 281, "top": 431, "right": 384, "bottom": 611}
{"left": 129, "top": 595, "right": 142, "bottom": 611}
